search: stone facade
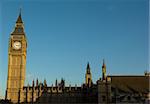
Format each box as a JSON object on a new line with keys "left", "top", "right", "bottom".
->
{"left": 21, "top": 82, "right": 98, "bottom": 103}
{"left": 6, "top": 12, "right": 27, "bottom": 103}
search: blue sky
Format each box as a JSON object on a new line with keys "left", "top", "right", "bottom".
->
{"left": 0, "top": 0, "right": 149, "bottom": 97}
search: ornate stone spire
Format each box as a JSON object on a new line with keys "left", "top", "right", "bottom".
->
{"left": 36, "top": 78, "right": 39, "bottom": 86}
{"left": 86, "top": 62, "right": 91, "bottom": 74}
{"left": 55, "top": 79, "right": 58, "bottom": 87}
{"left": 32, "top": 80, "right": 35, "bottom": 87}
{"left": 102, "top": 59, "right": 106, "bottom": 68}
{"left": 12, "top": 9, "right": 25, "bottom": 35}
{"left": 44, "top": 79, "right": 47, "bottom": 87}
{"left": 102, "top": 59, "right": 106, "bottom": 80}
{"left": 85, "top": 62, "right": 92, "bottom": 87}
{"left": 16, "top": 8, "right": 23, "bottom": 23}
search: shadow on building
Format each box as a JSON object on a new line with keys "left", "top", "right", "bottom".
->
{"left": 20, "top": 79, "right": 98, "bottom": 104}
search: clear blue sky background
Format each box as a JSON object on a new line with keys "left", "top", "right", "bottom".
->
{"left": 0, "top": 0, "right": 149, "bottom": 97}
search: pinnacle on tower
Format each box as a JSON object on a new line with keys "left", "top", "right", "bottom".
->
{"left": 55, "top": 79, "right": 58, "bottom": 87}
{"left": 36, "top": 78, "right": 39, "bottom": 86}
{"left": 44, "top": 79, "right": 47, "bottom": 87}
{"left": 86, "top": 62, "right": 91, "bottom": 74}
{"left": 85, "top": 62, "right": 92, "bottom": 87}
{"left": 87, "top": 62, "right": 90, "bottom": 69}
{"left": 11, "top": 9, "right": 25, "bottom": 35}
{"left": 102, "top": 59, "right": 106, "bottom": 68}
{"left": 102, "top": 59, "right": 106, "bottom": 80}
{"left": 16, "top": 9, "right": 23, "bottom": 23}
{"left": 32, "top": 80, "right": 35, "bottom": 87}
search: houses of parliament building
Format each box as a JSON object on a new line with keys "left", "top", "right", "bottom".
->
{"left": 5, "top": 12, "right": 150, "bottom": 104}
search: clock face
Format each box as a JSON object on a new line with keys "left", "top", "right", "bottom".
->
{"left": 13, "top": 41, "right": 21, "bottom": 50}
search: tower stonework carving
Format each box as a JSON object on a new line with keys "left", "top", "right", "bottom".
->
{"left": 6, "top": 12, "right": 27, "bottom": 103}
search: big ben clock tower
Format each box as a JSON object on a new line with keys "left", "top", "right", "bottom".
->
{"left": 6, "top": 12, "right": 27, "bottom": 103}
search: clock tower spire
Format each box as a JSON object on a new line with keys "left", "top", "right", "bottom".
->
{"left": 6, "top": 11, "right": 27, "bottom": 103}
{"left": 12, "top": 11, "right": 25, "bottom": 35}
{"left": 16, "top": 11, "right": 23, "bottom": 23}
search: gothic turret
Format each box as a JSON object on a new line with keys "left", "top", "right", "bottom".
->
{"left": 36, "top": 78, "right": 39, "bottom": 86}
{"left": 55, "top": 79, "right": 58, "bottom": 87}
{"left": 102, "top": 59, "right": 106, "bottom": 80}
{"left": 44, "top": 79, "right": 47, "bottom": 87}
{"left": 85, "top": 62, "right": 92, "bottom": 87}
{"left": 32, "top": 80, "right": 35, "bottom": 87}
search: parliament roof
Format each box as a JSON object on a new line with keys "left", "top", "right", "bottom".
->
{"left": 108, "top": 75, "right": 149, "bottom": 94}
